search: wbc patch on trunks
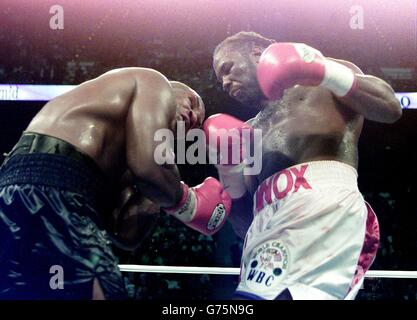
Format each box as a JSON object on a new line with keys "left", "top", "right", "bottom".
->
{"left": 244, "top": 240, "right": 290, "bottom": 293}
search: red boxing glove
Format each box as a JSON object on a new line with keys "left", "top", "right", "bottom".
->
{"left": 203, "top": 114, "right": 253, "bottom": 199}
{"left": 164, "top": 177, "right": 231, "bottom": 235}
{"left": 257, "top": 43, "right": 356, "bottom": 100}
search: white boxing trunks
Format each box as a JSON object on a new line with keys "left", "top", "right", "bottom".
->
{"left": 235, "top": 161, "right": 380, "bottom": 300}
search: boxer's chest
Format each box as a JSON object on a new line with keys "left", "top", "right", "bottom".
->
{"left": 250, "top": 86, "right": 330, "bottom": 181}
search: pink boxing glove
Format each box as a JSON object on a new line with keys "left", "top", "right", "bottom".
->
{"left": 203, "top": 113, "right": 253, "bottom": 165}
{"left": 257, "top": 43, "right": 356, "bottom": 100}
{"left": 203, "top": 114, "right": 253, "bottom": 199}
{"left": 164, "top": 177, "right": 231, "bottom": 235}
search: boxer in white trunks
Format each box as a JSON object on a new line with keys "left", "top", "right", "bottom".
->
{"left": 206, "top": 31, "right": 402, "bottom": 300}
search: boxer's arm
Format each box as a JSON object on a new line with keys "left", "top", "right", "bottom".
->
{"left": 227, "top": 125, "right": 257, "bottom": 239}
{"left": 111, "top": 192, "right": 160, "bottom": 251}
{"left": 108, "top": 170, "right": 160, "bottom": 250}
{"left": 329, "top": 58, "right": 402, "bottom": 123}
{"left": 227, "top": 169, "right": 258, "bottom": 239}
{"left": 228, "top": 192, "right": 254, "bottom": 239}
{"left": 257, "top": 44, "right": 401, "bottom": 123}
{"left": 210, "top": 116, "right": 257, "bottom": 239}
{"left": 126, "top": 73, "right": 183, "bottom": 208}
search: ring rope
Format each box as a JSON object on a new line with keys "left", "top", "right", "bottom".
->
{"left": 118, "top": 265, "right": 417, "bottom": 279}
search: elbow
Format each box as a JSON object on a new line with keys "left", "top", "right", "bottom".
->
{"left": 115, "top": 239, "right": 142, "bottom": 251}
{"left": 384, "top": 98, "right": 402, "bottom": 124}
{"left": 367, "top": 80, "right": 403, "bottom": 124}
{"left": 133, "top": 167, "right": 182, "bottom": 208}
{"left": 381, "top": 83, "right": 402, "bottom": 123}
{"left": 110, "top": 233, "right": 142, "bottom": 251}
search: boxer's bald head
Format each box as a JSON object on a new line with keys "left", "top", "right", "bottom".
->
{"left": 170, "top": 81, "right": 205, "bottom": 131}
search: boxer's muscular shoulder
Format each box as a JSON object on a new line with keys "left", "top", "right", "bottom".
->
{"left": 113, "top": 68, "right": 175, "bottom": 111}
{"left": 103, "top": 67, "right": 172, "bottom": 92}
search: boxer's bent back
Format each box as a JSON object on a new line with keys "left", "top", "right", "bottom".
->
{"left": 25, "top": 68, "right": 168, "bottom": 178}
{"left": 0, "top": 68, "right": 204, "bottom": 299}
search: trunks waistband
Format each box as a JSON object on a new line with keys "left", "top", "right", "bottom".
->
{"left": 0, "top": 132, "right": 114, "bottom": 215}
{"left": 254, "top": 160, "right": 358, "bottom": 213}
{"left": 2, "top": 132, "right": 102, "bottom": 172}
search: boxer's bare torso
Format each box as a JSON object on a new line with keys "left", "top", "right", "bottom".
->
{"left": 213, "top": 34, "right": 401, "bottom": 239}
{"left": 24, "top": 67, "right": 206, "bottom": 248}
{"left": 26, "top": 68, "right": 175, "bottom": 247}
{"left": 213, "top": 47, "right": 364, "bottom": 191}
{"left": 249, "top": 84, "right": 363, "bottom": 186}
{"left": 26, "top": 67, "right": 176, "bottom": 180}
{"left": 240, "top": 59, "right": 364, "bottom": 192}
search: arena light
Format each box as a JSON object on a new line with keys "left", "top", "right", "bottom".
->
{"left": 0, "top": 84, "right": 415, "bottom": 109}
{"left": 0, "top": 84, "right": 75, "bottom": 101}
{"left": 397, "top": 92, "right": 416, "bottom": 109}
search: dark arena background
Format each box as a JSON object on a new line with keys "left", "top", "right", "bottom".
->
{"left": 0, "top": 0, "right": 416, "bottom": 300}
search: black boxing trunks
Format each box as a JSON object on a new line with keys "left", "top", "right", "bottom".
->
{"left": 0, "top": 132, "right": 126, "bottom": 299}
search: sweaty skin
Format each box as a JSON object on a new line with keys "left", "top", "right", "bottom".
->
{"left": 248, "top": 83, "right": 362, "bottom": 184}
{"left": 27, "top": 68, "right": 204, "bottom": 180}
{"left": 213, "top": 43, "right": 402, "bottom": 237}
{"left": 25, "top": 67, "right": 205, "bottom": 247}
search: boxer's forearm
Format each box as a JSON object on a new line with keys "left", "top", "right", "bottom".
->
{"left": 134, "top": 164, "right": 183, "bottom": 208}
{"left": 113, "top": 211, "right": 159, "bottom": 250}
{"left": 227, "top": 192, "right": 254, "bottom": 239}
{"left": 337, "top": 75, "right": 402, "bottom": 123}
{"left": 111, "top": 194, "right": 160, "bottom": 250}
{"left": 324, "top": 58, "right": 402, "bottom": 125}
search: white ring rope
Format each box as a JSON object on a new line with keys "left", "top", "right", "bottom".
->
{"left": 118, "top": 265, "right": 417, "bottom": 279}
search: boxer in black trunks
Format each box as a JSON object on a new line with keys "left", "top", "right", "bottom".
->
{"left": 0, "top": 68, "right": 231, "bottom": 299}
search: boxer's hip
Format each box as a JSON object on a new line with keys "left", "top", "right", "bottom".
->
{"left": 238, "top": 161, "right": 372, "bottom": 299}
{"left": 0, "top": 133, "right": 125, "bottom": 299}
{"left": 0, "top": 132, "right": 114, "bottom": 214}
{"left": 253, "top": 160, "right": 359, "bottom": 215}
{"left": 251, "top": 160, "right": 361, "bottom": 233}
